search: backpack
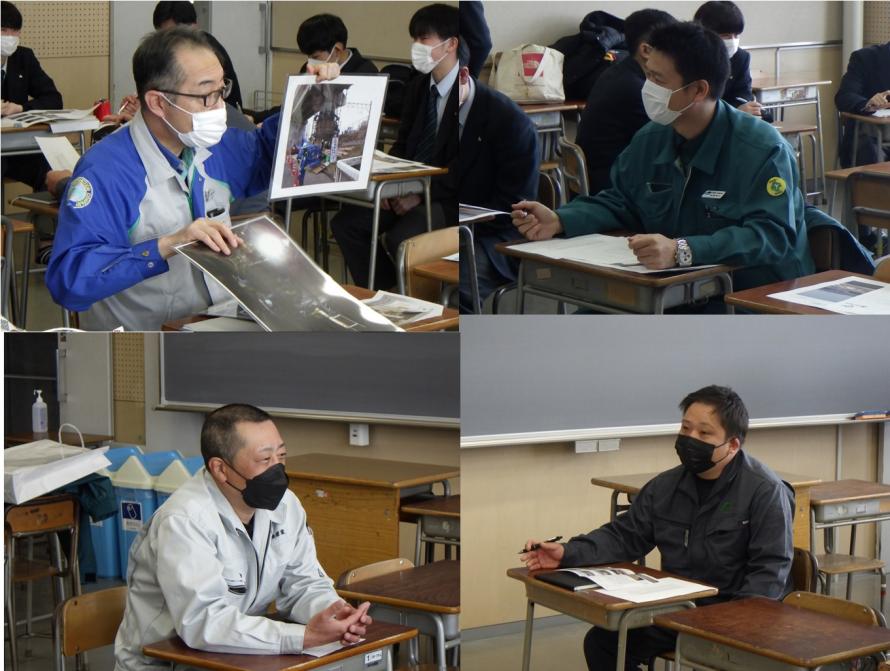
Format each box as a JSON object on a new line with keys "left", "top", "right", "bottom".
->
{"left": 550, "top": 11, "right": 627, "bottom": 101}
{"left": 380, "top": 64, "right": 421, "bottom": 118}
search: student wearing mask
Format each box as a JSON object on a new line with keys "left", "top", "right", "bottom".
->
{"left": 330, "top": 3, "right": 458, "bottom": 290}
{"left": 512, "top": 22, "right": 813, "bottom": 293}
{"left": 522, "top": 385, "right": 794, "bottom": 671}
{"left": 115, "top": 404, "right": 372, "bottom": 671}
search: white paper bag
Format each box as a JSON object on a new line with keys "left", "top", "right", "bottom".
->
{"left": 492, "top": 44, "right": 565, "bottom": 103}
{"left": 4, "top": 441, "right": 111, "bottom": 504}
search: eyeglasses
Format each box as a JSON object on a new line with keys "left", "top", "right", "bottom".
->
{"left": 158, "top": 78, "right": 232, "bottom": 108}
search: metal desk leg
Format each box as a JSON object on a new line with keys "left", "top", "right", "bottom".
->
{"left": 284, "top": 198, "right": 293, "bottom": 237}
{"left": 521, "top": 599, "right": 535, "bottom": 671}
{"left": 516, "top": 262, "right": 527, "bottom": 315}
{"left": 368, "top": 186, "right": 384, "bottom": 289}
{"left": 815, "top": 92, "right": 826, "bottom": 203}
{"left": 19, "top": 226, "right": 32, "bottom": 329}
{"left": 459, "top": 224, "right": 481, "bottom": 314}
{"left": 432, "top": 613, "right": 448, "bottom": 671}
{"left": 852, "top": 119, "right": 860, "bottom": 167}
{"left": 424, "top": 177, "right": 433, "bottom": 233}
{"left": 2, "top": 219, "right": 14, "bottom": 321}
{"left": 414, "top": 520, "right": 423, "bottom": 567}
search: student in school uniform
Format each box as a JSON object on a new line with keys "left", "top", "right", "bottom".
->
{"left": 693, "top": 1, "right": 767, "bottom": 120}
{"left": 576, "top": 8, "right": 677, "bottom": 194}
{"left": 330, "top": 3, "right": 459, "bottom": 290}
{"left": 522, "top": 385, "right": 794, "bottom": 671}
{"left": 512, "top": 22, "right": 814, "bottom": 293}
{"left": 835, "top": 40, "right": 890, "bottom": 166}
{"left": 115, "top": 404, "right": 372, "bottom": 671}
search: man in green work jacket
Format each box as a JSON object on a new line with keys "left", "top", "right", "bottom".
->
{"left": 512, "top": 21, "right": 814, "bottom": 292}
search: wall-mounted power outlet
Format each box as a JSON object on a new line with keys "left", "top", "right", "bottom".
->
{"left": 349, "top": 423, "right": 370, "bottom": 446}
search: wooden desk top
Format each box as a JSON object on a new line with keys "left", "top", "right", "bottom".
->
{"left": 496, "top": 239, "right": 735, "bottom": 288}
{"left": 772, "top": 122, "right": 818, "bottom": 134}
{"left": 9, "top": 195, "right": 60, "bottom": 218}
{"left": 591, "top": 471, "right": 821, "bottom": 495}
{"left": 724, "top": 270, "right": 881, "bottom": 315}
{"left": 337, "top": 559, "right": 459, "bottom": 614}
{"left": 162, "top": 285, "right": 459, "bottom": 332}
{"left": 285, "top": 453, "right": 458, "bottom": 490}
{"left": 841, "top": 111, "right": 890, "bottom": 126}
{"left": 142, "top": 622, "right": 417, "bottom": 671}
{"left": 400, "top": 495, "right": 460, "bottom": 518}
{"left": 825, "top": 161, "right": 890, "bottom": 182}
{"left": 519, "top": 101, "right": 586, "bottom": 114}
{"left": 370, "top": 166, "right": 448, "bottom": 182}
{"left": 5, "top": 431, "right": 114, "bottom": 448}
{"left": 810, "top": 479, "right": 890, "bottom": 505}
{"left": 654, "top": 596, "right": 890, "bottom": 667}
{"left": 0, "top": 123, "right": 50, "bottom": 134}
{"left": 412, "top": 260, "right": 459, "bottom": 284}
{"left": 507, "top": 564, "right": 717, "bottom": 612}
{"left": 752, "top": 75, "right": 832, "bottom": 90}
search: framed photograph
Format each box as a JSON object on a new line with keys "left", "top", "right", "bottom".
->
{"left": 269, "top": 74, "right": 388, "bottom": 200}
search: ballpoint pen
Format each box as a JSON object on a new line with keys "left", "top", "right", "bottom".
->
{"left": 518, "top": 536, "right": 563, "bottom": 554}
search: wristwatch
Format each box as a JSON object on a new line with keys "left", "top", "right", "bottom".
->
{"left": 675, "top": 239, "right": 693, "bottom": 267}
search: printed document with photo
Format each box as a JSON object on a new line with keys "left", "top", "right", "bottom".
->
{"left": 768, "top": 275, "right": 890, "bottom": 314}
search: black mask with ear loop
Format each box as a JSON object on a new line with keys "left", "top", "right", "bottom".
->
{"left": 224, "top": 462, "right": 289, "bottom": 510}
{"left": 675, "top": 434, "right": 733, "bottom": 474}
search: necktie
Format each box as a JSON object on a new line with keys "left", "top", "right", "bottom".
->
{"left": 414, "top": 85, "right": 439, "bottom": 164}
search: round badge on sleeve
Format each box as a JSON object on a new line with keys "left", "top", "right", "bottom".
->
{"left": 766, "top": 177, "right": 786, "bottom": 197}
{"left": 67, "top": 176, "right": 94, "bottom": 209}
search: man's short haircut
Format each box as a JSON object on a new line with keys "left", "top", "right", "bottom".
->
{"left": 1, "top": 1, "right": 23, "bottom": 30}
{"left": 133, "top": 26, "right": 217, "bottom": 106}
{"left": 201, "top": 403, "right": 273, "bottom": 467}
{"left": 624, "top": 9, "right": 677, "bottom": 55}
{"left": 693, "top": 1, "right": 745, "bottom": 35}
{"left": 457, "top": 35, "right": 469, "bottom": 68}
{"left": 680, "top": 385, "right": 749, "bottom": 444}
{"left": 152, "top": 0, "right": 197, "bottom": 29}
{"left": 297, "top": 14, "right": 348, "bottom": 55}
{"left": 409, "top": 3, "right": 459, "bottom": 41}
{"left": 648, "top": 21, "right": 729, "bottom": 100}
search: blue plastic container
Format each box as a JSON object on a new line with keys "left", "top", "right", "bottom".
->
{"left": 91, "top": 446, "right": 143, "bottom": 579}
{"left": 155, "top": 455, "right": 204, "bottom": 507}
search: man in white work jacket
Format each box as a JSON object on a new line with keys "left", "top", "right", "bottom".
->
{"left": 114, "top": 404, "right": 371, "bottom": 670}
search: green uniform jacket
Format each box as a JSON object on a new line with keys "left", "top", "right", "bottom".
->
{"left": 558, "top": 100, "right": 814, "bottom": 290}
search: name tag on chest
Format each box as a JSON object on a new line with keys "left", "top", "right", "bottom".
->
{"left": 701, "top": 190, "right": 726, "bottom": 200}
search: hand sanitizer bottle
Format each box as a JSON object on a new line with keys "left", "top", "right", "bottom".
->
{"left": 32, "top": 389, "right": 48, "bottom": 436}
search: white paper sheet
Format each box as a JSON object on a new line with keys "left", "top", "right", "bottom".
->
{"left": 768, "top": 275, "right": 890, "bottom": 314}
{"left": 560, "top": 567, "right": 658, "bottom": 590}
{"left": 459, "top": 204, "right": 511, "bottom": 224}
{"left": 598, "top": 577, "right": 708, "bottom": 604}
{"left": 35, "top": 136, "right": 81, "bottom": 171}
{"left": 872, "top": 109, "right": 890, "bottom": 118}
{"left": 302, "top": 638, "right": 366, "bottom": 658}
{"left": 362, "top": 291, "right": 444, "bottom": 326}
{"left": 442, "top": 252, "right": 459, "bottom": 262}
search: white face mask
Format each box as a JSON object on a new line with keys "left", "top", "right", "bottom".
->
{"left": 411, "top": 39, "right": 447, "bottom": 74}
{"left": 307, "top": 48, "right": 335, "bottom": 70}
{"left": 642, "top": 79, "right": 695, "bottom": 126}
{"left": 1, "top": 35, "right": 19, "bottom": 58}
{"left": 161, "top": 95, "right": 227, "bottom": 149}
{"left": 723, "top": 37, "right": 740, "bottom": 59}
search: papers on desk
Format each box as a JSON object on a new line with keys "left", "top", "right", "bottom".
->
{"left": 443, "top": 252, "right": 459, "bottom": 262}
{"left": 537, "top": 567, "right": 707, "bottom": 603}
{"left": 362, "top": 291, "right": 444, "bottom": 326}
{"left": 175, "top": 215, "right": 401, "bottom": 331}
{"left": 599, "top": 577, "right": 709, "bottom": 604}
{"left": 511, "top": 234, "right": 717, "bottom": 274}
{"left": 768, "top": 275, "right": 890, "bottom": 314}
{"left": 872, "top": 109, "right": 890, "bottom": 118}
{"left": 4, "top": 440, "right": 111, "bottom": 504}
{"left": 302, "top": 638, "right": 366, "bottom": 658}
{"left": 459, "top": 203, "right": 510, "bottom": 224}
{"left": 35, "top": 136, "right": 81, "bottom": 171}
{"left": 4, "top": 104, "right": 99, "bottom": 128}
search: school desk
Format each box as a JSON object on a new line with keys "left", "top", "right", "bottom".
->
{"left": 840, "top": 112, "right": 890, "bottom": 168}
{"left": 508, "top": 563, "right": 717, "bottom": 671}
{"left": 723, "top": 269, "right": 883, "bottom": 314}
{"left": 142, "top": 621, "right": 418, "bottom": 671}
{"left": 337, "top": 559, "right": 460, "bottom": 671}
{"left": 495, "top": 239, "right": 735, "bottom": 314}
{"left": 772, "top": 122, "right": 820, "bottom": 203}
{"left": 161, "top": 284, "right": 459, "bottom": 332}
{"left": 2, "top": 217, "right": 34, "bottom": 326}
{"left": 4, "top": 431, "right": 114, "bottom": 448}
{"left": 824, "top": 161, "right": 890, "bottom": 226}
{"left": 400, "top": 495, "right": 460, "bottom": 564}
{"left": 655, "top": 596, "right": 890, "bottom": 670}
{"left": 285, "top": 454, "right": 459, "bottom": 580}
{"left": 410, "top": 260, "right": 459, "bottom": 309}
{"left": 590, "top": 471, "right": 822, "bottom": 551}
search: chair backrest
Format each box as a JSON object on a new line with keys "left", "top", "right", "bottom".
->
{"left": 850, "top": 171, "right": 890, "bottom": 233}
{"left": 791, "top": 547, "right": 819, "bottom": 592}
{"left": 875, "top": 255, "right": 890, "bottom": 283}
{"left": 538, "top": 172, "right": 558, "bottom": 211}
{"left": 557, "top": 137, "right": 590, "bottom": 200}
{"left": 783, "top": 590, "right": 881, "bottom": 627}
{"left": 807, "top": 226, "right": 841, "bottom": 272}
{"left": 54, "top": 586, "right": 127, "bottom": 665}
{"left": 397, "top": 226, "right": 459, "bottom": 301}
{"left": 337, "top": 558, "right": 414, "bottom": 587}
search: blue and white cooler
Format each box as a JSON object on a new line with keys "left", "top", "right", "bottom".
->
{"left": 92, "top": 445, "right": 143, "bottom": 579}
{"left": 155, "top": 455, "right": 204, "bottom": 507}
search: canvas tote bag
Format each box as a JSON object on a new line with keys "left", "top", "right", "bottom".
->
{"left": 492, "top": 44, "right": 565, "bottom": 103}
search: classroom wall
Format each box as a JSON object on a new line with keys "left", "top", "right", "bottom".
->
{"left": 461, "top": 422, "right": 879, "bottom": 630}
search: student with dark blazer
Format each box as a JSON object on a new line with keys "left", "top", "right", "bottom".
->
{"left": 835, "top": 41, "right": 890, "bottom": 167}
{"left": 1, "top": 1, "right": 62, "bottom": 191}
{"left": 576, "top": 9, "right": 677, "bottom": 194}
{"left": 457, "top": 39, "right": 538, "bottom": 312}
{"left": 331, "top": 4, "right": 459, "bottom": 290}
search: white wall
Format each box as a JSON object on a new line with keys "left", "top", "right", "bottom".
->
{"left": 209, "top": 1, "right": 269, "bottom": 109}
{"left": 109, "top": 2, "right": 156, "bottom": 108}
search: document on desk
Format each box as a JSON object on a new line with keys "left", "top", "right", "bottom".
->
{"left": 4, "top": 104, "right": 100, "bottom": 128}
{"left": 302, "top": 638, "right": 365, "bottom": 658}
{"left": 362, "top": 291, "right": 444, "bottom": 326}
{"left": 598, "top": 577, "right": 709, "bottom": 604}
{"left": 872, "top": 109, "right": 890, "bottom": 118}
{"left": 511, "top": 234, "right": 717, "bottom": 273}
{"left": 459, "top": 204, "right": 510, "bottom": 224}
{"left": 35, "top": 136, "right": 81, "bottom": 171}
{"left": 768, "top": 275, "right": 890, "bottom": 314}
{"left": 175, "top": 215, "right": 401, "bottom": 331}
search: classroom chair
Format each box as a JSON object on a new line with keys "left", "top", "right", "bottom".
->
{"left": 53, "top": 586, "right": 127, "bottom": 671}
{"left": 792, "top": 546, "right": 820, "bottom": 593}
{"left": 805, "top": 206, "right": 876, "bottom": 275}
{"left": 5, "top": 495, "right": 81, "bottom": 671}
{"left": 815, "top": 551, "right": 886, "bottom": 613}
{"left": 783, "top": 590, "right": 885, "bottom": 627}
{"left": 396, "top": 226, "right": 458, "bottom": 304}
{"left": 874, "top": 255, "right": 890, "bottom": 282}
{"left": 1, "top": 215, "right": 35, "bottom": 327}
{"left": 850, "top": 170, "right": 890, "bottom": 256}
{"left": 557, "top": 137, "right": 590, "bottom": 201}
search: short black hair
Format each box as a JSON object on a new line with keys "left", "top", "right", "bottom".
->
{"left": 201, "top": 403, "right": 272, "bottom": 467}
{"left": 133, "top": 26, "right": 217, "bottom": 106}
{"left": 680, "top": 385, "right": 749, "bottom": 444}
{"left": 457, "top": 35, "right": 469, "bottom": 68}
{"left": 694, "top": 1, "right": 745, "bottom": 35}
{"left": 409, "top": 3, "right": 459, "bottom": 40}
{"left": 624, "top": 9, "right": 677, "bottom": 55}
{"left": 1, "top": 1, "right": 22, "bottom": 30}
{"left": 152, "top": 0, "right": 197, "bottom": 29}
{"left": 648, "top": 21, "right": 729, "bottom": 100}
{"left": 297, "top": 14, "right": 348, "bottom": 55}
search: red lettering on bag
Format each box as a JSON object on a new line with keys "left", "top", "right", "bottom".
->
{"left": 522, "top": 52, "right": 543, "bottom": 77}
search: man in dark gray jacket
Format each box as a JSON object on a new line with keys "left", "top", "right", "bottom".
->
{"left": 522, "top": 385, "right": 794, "bottom": 671}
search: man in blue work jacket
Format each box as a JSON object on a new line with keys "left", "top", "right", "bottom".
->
{"left": 513, "top": 22, "right": 813, "bottom": 294}
{"left": 46, "top": 27, "right": 338, "bottom": 331}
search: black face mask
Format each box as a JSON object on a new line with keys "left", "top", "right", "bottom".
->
{"left": 675, "top": 434, "right": 732, "bottom": 475}
{"left": 225, "top": 462, "right": 289, "bottom": 510}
